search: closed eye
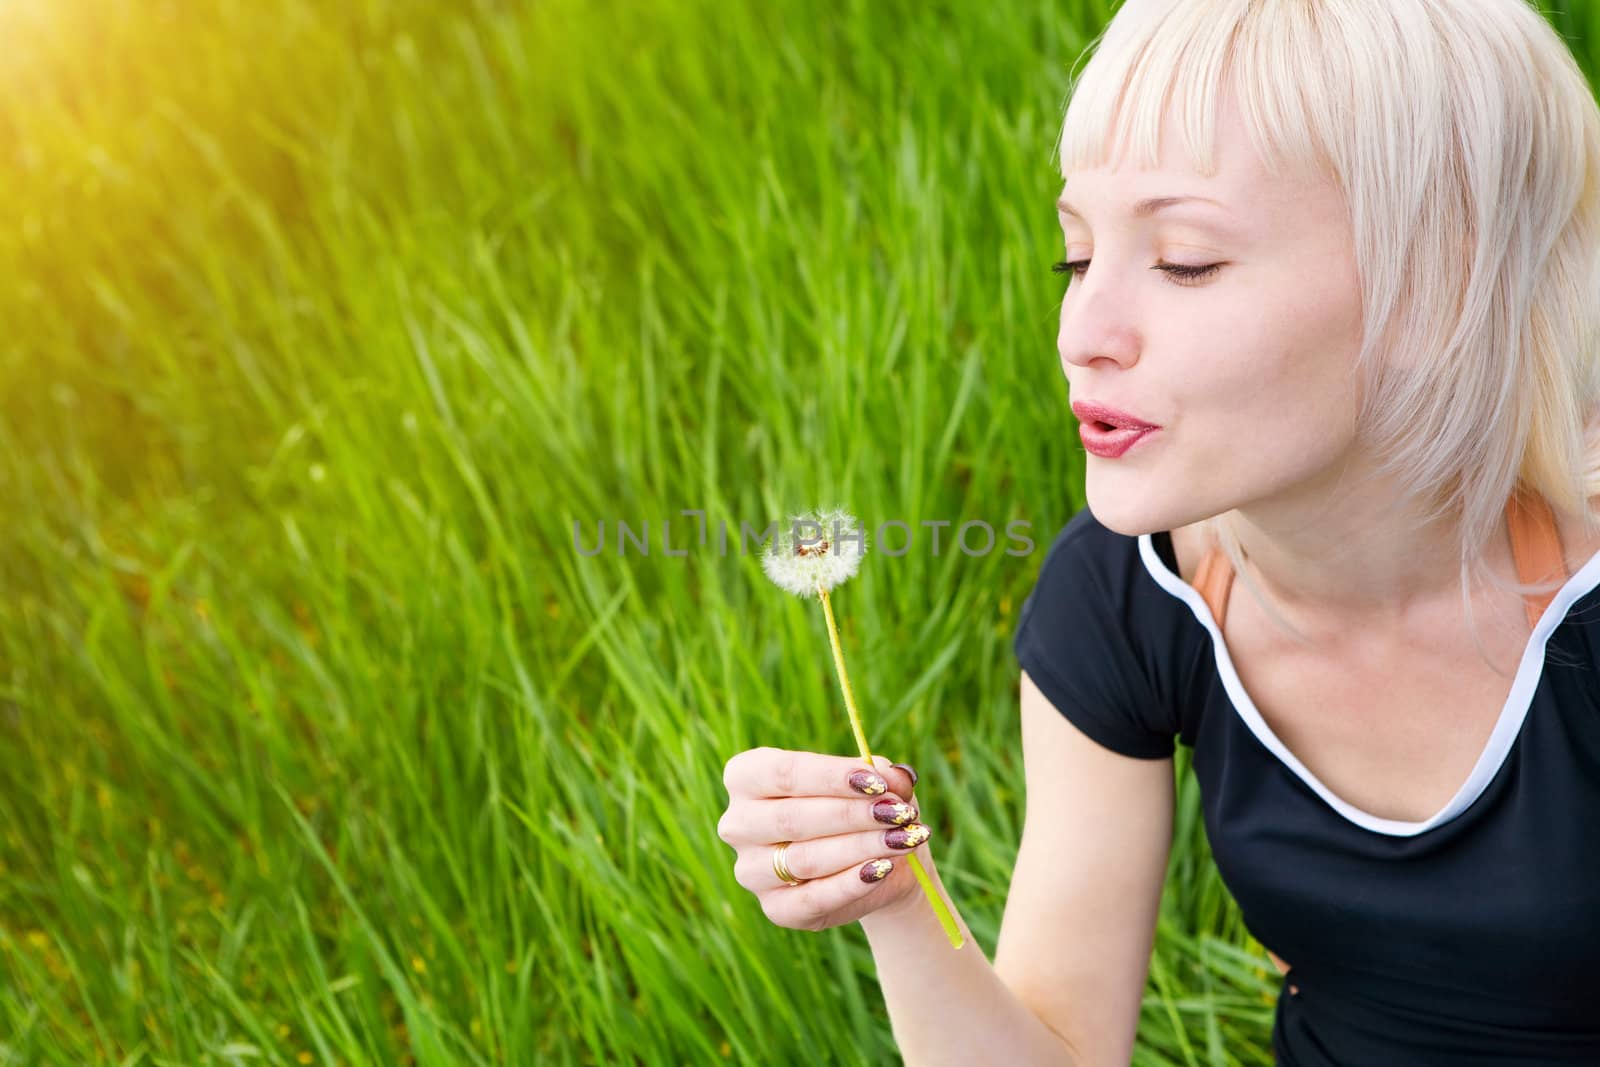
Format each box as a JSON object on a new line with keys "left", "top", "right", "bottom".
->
{"left": 1052, "top": 259, "right": 1223, "bottom": 286}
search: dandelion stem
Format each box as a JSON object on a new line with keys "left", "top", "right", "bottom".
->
{"left": 817, "top": 586, "right": 964, "bottom": 950}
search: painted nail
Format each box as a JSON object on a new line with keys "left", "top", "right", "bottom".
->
{"left": 860, "top": 858, "right": 893, "bottom": 883}
{"left": 872, "top": 799, "right": 917, "bottom": 825}
{"left": 890, "top": 762, "right": 918, "bottom": 787}
{"left": 884, "top": 823, "right": 931, "bottom": 850}
{"left": 849, "top": 770, "right": 888, "bottom": 795}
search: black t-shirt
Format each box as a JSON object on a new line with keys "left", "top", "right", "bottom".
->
{"left": 1012, "top": 505, "right": 1600, "bottom": 1065}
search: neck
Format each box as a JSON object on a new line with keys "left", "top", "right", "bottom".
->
{"left": 1220, "top": 482, "right": 1494, "bottom": 640}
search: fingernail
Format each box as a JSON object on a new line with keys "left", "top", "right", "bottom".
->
{"left": 884, "top": 823, "right": 931, "bottom": 850}
{"left": 849, "top": 770, "right": 888, "bottom": 795}
{"left": 890, "top": 762, "right": 918, "bottom": 787}
{"left": 860, "top": 858, "right": 893, "bottom": 883}
{"left": 872, "top": 799, "right": 918, "bottom": 825}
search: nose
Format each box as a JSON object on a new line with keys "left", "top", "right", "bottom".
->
{"left": 1057, "top": 272, "right": 1142, "bottom": 374}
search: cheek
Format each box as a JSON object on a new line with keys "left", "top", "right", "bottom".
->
{"left": 1173, "top": 309, "right": 1361, "bottom": 463}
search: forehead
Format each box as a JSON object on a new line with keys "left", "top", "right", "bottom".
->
{"left": 1061, "top": 96, "right": 1283, "bottom": 216}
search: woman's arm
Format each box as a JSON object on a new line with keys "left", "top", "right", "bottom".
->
{"left": 859, "top": 670, "right": 1176, "bottom": 1066}
{"left": 860, "top": 853, "right": 1079, "bottom": 1065}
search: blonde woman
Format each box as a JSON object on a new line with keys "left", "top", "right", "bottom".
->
{"left": 718, "top": 0, "right": 1600, "bottom": 1061}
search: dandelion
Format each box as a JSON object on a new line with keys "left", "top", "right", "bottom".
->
{"left": 760, "top": 507, "right": 866, "bottom": 597}
{"left": 762, "top": 508, "right": 964, "bottom": 949}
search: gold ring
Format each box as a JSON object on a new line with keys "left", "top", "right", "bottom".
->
{"left": 772, "top": 841, "right": 804, "bottom": 886}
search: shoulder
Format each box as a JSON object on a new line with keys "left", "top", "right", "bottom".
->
{"left": 1014, "top": 505, "right": 1141, "bottom": 661}
{"left": 1024, "top": 508, "right": 1218, "bottom": 618}
{"left": 1036, "top": 503, "right": 1118, "bottom": 559}
{"left": 1012, "top": 506, "right": 1185, "bottom": 759}
{"left": 1018, "top": 506, "right": 1208, "bottom": 634}
{"left": 1025, "top": 506, "right": 1144, "bottom": 606}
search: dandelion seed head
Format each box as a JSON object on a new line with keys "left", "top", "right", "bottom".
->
{"left": 761, "top": 507, "right": 868, "bottom": 597}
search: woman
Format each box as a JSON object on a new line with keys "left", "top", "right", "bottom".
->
{"left": 718, "top": 1, "right": 1600, "bottom": 1061}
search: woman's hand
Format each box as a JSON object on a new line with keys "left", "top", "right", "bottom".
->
{"left": 718, "top": 747, "right": 929, "bottom": 931}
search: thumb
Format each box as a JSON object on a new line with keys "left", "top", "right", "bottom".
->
{"left": 869, "top": 754, "right": 919, "bottom": 802}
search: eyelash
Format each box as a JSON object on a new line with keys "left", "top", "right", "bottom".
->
{"left": 1051, "top": 259, "right": 1222, "bottom": 286}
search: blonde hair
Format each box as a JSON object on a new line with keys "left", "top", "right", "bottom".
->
{"left": 1058, "top": 0, "right": 1600, "bottom": 666}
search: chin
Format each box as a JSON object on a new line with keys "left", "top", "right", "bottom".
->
{"left": 1082, "top": 479, "right": 1198, "bottom": 539}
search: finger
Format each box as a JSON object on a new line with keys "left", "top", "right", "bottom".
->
{"left": 759, "top": 853, "right": 903, "bottom": 931}
{"left": 725, "top": 747, "right": 910, "bottom": 801}
{"left": 878, "top": 756, "right": 919, "bottom": 806}
{"left": 722, "top": 790, "right": 920, "bottom": 846}
{"left": 738, "top": 822, "right": 934, "bottom": 892}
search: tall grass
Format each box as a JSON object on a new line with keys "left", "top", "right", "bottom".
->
{"left": 2, "top": 0, "right": 1596, "bottom": 1063}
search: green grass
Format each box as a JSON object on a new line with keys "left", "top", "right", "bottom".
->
{"left": 4, "top": 0, "right": 1598, "bottom": 1063}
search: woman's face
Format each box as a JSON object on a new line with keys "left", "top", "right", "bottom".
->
{"left": 1056, "top": 91, "right": 1369, "bottom": 537}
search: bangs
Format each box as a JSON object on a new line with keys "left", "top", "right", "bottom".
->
{"left": 1056, "top": 0, "right": 1333, "bottom": 183}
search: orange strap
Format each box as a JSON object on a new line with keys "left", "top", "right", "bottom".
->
{"left": 1506, "top": 486, "right": 1569, "bottom": 630}
{"left": 1192, "top": 539, "right": 1234, "bottom": 631}
{"left": 1192, "top": 488, "right": 1568, "bottom": 631}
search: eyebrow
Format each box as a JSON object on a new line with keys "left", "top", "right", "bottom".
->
{"left": 1056, "top": 194, "right": 1229, "bottom": 219}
